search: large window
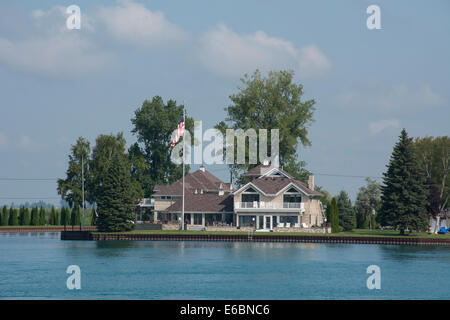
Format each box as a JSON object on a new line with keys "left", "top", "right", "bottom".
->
{"left": 280, "top": 216, "right": 298, "bottom": 224}
{"left": 242, "top": 187, "right": 260, "bottom": 203}
{"left": 193, "top": 214, "right": 202, "bottom": 225}
{"left": 239, "top": 215, "right": 256, "bottom": 227}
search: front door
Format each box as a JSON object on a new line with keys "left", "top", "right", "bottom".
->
{"left": 263, "top": 215, "right": 273, "bottom": 230}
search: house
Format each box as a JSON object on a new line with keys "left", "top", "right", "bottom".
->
{"left": 148, "top": 163, "right": 327, "bottom": 232}
{"left": 151, "top": 166, "right": 234, "bottom": 230}
{"left": 233, "top": 163, "right": 325, "bottom": 231}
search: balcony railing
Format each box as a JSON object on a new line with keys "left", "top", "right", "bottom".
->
{"left": 236, "top": 202, "right": 304, "bottom": 211}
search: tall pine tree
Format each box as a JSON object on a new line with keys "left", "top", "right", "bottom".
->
{"left": 336, "top": 191, "right": 355, "bottom": 231}
{"left": 96, "top": 154, "right": 137, "bottom": 232}
{"left": 379, "top": 129, "right": 429, "bottom": 234}
{"left": 330, "top": 198, "right": 340, "bottom": 233}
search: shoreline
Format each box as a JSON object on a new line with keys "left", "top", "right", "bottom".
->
{"left": 60, "top": 230, "right": 450, "bottom": 246}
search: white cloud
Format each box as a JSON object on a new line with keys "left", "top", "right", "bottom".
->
{"left": 369, "top": 119, "right": 400, "bottom": 135}
{"left": 335, "top": 83, "right": 445, "bottom": 115}
{"left": 0, "top": 6, "right": 114, "bottom": 78}
{"left": 97, "top": 0, "right": 187, "bottom": 47}
{"left": 197, "top": 23, "right": 331, "bottom": 78}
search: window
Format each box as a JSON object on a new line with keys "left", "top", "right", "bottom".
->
{"left": 239, "top": 215, "right": 256, "bottom": 227}
{"left": 242, "top": 187, "right": 260, "bottom": 203}
{"left": 280, "top": 216, "right": 298, "bottom": 224}
{"left": 193, "top": 214, "right": 202, "bottom": 225}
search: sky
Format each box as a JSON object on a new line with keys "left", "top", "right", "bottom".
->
{"left": 0, "top": 0, "right": 449, "bottom": 206}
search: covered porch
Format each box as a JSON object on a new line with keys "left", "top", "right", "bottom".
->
{"left": 236, "top": 213, "right": 306, "bottom": 231}
{"left": 157, "top": 211, "right": 234, "bottom": 228}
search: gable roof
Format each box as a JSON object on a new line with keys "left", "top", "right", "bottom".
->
{"left": 164, "top": 193, "right": 234, "bottom": 213}
{"left": 235, "top": 176, "right": 322, "bottom": 197}
{"left": 153, "top": 169, "right": 232, "bottom": 196}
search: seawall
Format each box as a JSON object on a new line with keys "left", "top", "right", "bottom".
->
{"left": 60, "top": 231, "right": 450, "bottom": 246}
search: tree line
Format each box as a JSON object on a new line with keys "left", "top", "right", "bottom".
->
{"left": 0, "top": 205, "right": 95, "bottom": 227}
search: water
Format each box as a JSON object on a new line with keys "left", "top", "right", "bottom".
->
{"left": 0, "top": 232, "right": 449, "bottom": 299}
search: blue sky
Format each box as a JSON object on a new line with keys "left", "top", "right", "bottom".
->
{"left": 0, "top": 0, "right": 449, "bottom": 206}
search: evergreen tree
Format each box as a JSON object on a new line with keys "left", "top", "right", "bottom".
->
{"left": 91, "top": 207, "right": 96, "bottom": 226}
{"left": 9, "top": 208, "right": 18, "bottom": 226}
{"left": 330, "top": 198, "right": 340, "bottom": 233}
{"left": 55, "top": 208, "right": 61, "bottom": 225}
{"left": 336, "top": 190, "right": 355, "bottom": 231}
{"left": 1, "top": 205, "right": 9, "bottom": 226}
{"left": 379, "top": 129, "right": 429, "bottom": 234}
{"left": 23, "top": 207, "right": 30, "bottom": 226}
{"left": 71, "top": 207, "right": 81, "bottom": 227}
{"left": 1, "top": 205, "right": 7, "bottom": 226}
{"left": 18, "top": 206, "right": 24, "bottom": 225}
{"left": 39, "top": 207, "right": 46, "bottom": 225}
{"left": 30, "top": 207, "right": 39, "bottom": 226}
{"left": 61, "top": 207, "right": 68, "bottom": 226}
{"left": 50, "top": 206, "right": 57, "bottom": 225}
{"left": 96, "top": 154, "right": 137, "bottom": 232}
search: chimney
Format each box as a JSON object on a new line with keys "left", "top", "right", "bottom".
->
{"left": 199, "top": 165, "right": 205, "bottom": 172}
{"left": 262, "top": 159, "right": 269, "bottom": 166}
{"left": 308, "top": 175, "right": 315, "bottom": 191}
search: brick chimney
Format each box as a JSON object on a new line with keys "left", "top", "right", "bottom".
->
{"left": 199, "top": 165, "right": 205, "bottom": 172}
{"left": 308, "top": 175, "right": 315, "bottom": 191}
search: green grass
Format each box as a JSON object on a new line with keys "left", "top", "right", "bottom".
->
{"left": 91, "top": 228, "right": 450, "bottom": 239}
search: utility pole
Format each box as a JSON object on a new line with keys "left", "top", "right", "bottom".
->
{"left": 181, "top": 106, "right": 185, "bottom": 231}
{"left": 81, "top": 154, "right": 85, "bottom": 231}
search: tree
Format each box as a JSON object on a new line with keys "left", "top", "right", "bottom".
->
{"left": 215, "top": 70, "right": 316, "bottom": 184}
{"left": 329, "top": 198, "right": 340, "bottom": 233}
{"left": 96, "top": 154, "right": 138, "bottom": 232}
{"left": 30, "top": 207, "right": 39, "bottom": 226}
{"left": 91, "top": 207, "right": 96, "bottom": 226}
{"left": 54, "top": 207, "right": 61, "bottom": 225}
{"left": 414, "top": 136, "right": 449, "bottom": 210}
{"left": 71, "top": 207, "right": 81, "bottom": 227}
{"left": 1, "top": 205, "right": 7, "bottom": 226}
{"left": 355, "top": 178, "right": 381, "bottom": 229}
{"left": 57, "top": 137, "right": 90, "bottom": 209}
{"left": 39, "top": 207, "right": 46, "bottom": 225}
{"left": 1, "top": 205, "right": 8, "bottom": 226}
{"left": 9, "top": 208, "right": 18, "bottom": 226}
{"left": 23, "top": 207, "right": 30, "bottom": 225}
{"left": 61, "top": 207, "right": 68, "bottom": 226}
{"left": 336, "top": 190, "right": 355, "bottom": 231}
{"left": 129, "top": 96, "right": 194, "bottom": 197}
{"left": 378, "top": 129, "right": 429, "bottom": 234}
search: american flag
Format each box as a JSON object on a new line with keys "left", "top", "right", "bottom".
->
{"left": 170, "top": 114, "right": 185, "bottom": 148}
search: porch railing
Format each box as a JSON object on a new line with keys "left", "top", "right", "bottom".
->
{"left": 236, "top": 202, "right": 304, "bottom": 211}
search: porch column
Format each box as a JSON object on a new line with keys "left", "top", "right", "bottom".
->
{"left": 256, "top": 215, "right": 260, "bottom": 229}
{"left": 154, "top": 211, "right": 158, "bottom": 223}
{"left": 202, "top": 213, "right": 205, "bottom": 226}
{"left": 190, "top": 214, "right": 194, "bottom": 225}
{"left": 270, "top": 215, "right": 273, "bottom": 230}
{"left": 236, "top": 214, "right": 240, "bottom": 227}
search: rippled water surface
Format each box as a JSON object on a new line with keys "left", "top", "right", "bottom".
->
{"left": 0, "top": 232, "right": 449, "bottom": 299}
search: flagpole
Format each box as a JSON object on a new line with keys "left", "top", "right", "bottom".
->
{"left": 182, "top": 106, "right": 185, "bottom": 231}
